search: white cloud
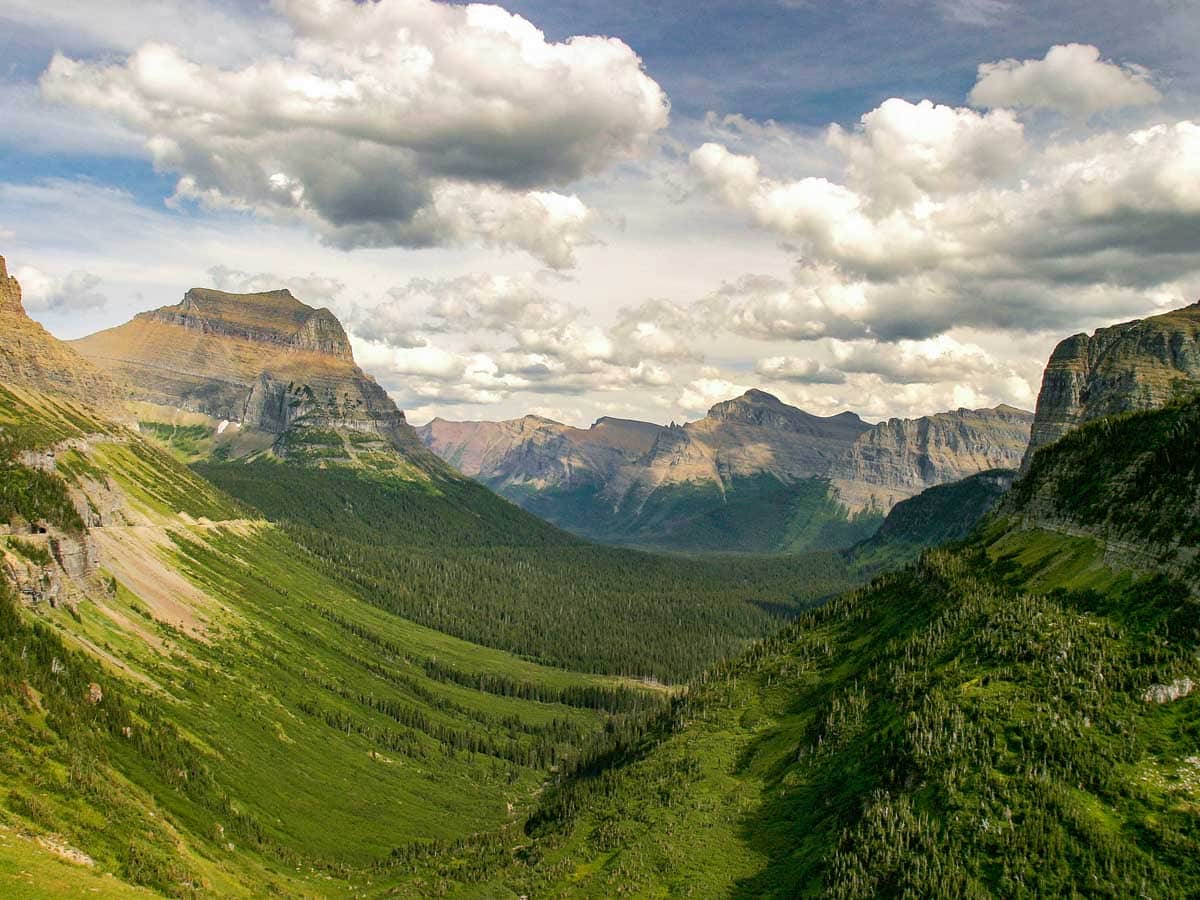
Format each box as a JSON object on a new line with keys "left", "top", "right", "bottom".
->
{"left": 678, "top": 376, "right": 751, "bottom": 416}
{"left": 970, "top": 43, "right": 1161, "bottom": 116}
{"left": 828, "top": 335, "right": 1009, "bottom": 385}
{"left": 827, "top": 98, "right": 1025, "bottom": 209}
{"left": 691, "top": 92, "right": 1200, "bottom": 345}
{"left": 206, "top": 265, "right": 344, "bottom": 306}
{"left": 345, "top": 269, "right": 700, "bottom": 408}
{"left": 610, "top": 299, "right": 698, "bottom": 362}
{"left": 13, "top": 265, "right": 107, "bottom": 312}
{"left": 39, "top": 0, "right": 669, "bottom": 267}
{"left": 756, "top": 356, "right": 846, "bottom": 384}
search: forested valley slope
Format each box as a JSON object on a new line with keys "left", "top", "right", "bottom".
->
{"left": 4, "top": 252, "right": 1200, "bottom": 896}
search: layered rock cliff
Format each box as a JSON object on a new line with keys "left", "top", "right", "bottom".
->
{"left": 73, "top": 286, "right": 432, "bottom": 466}
{"left": 605, "top": 390, "right": 872, "bottom": 510}
{"left": 1022, "top": 301, "right": 1200, "bottom": 468}
{"left": 831, "top": 405, "right": 1034, "bottom": 511}
{"left": 0, "top": 256, "right": 123, "bottom": 411}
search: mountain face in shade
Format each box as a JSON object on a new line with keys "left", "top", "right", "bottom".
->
{"left": 72, "top": 286, "right": 431, "bottom": 465}
{"left": 829, "top": 404, "right": 1034, "bottom": 511}
{"left": 417, "top": 414, "right": 663, "bottom": 492}
{"left": 0, "top": 255, "right": 123, "bottom": 413}
{"left": 419, "top": 389, "right": 1033, "bottom": 553}
{"left": 1022, "top": 301, "right": 1200, "bottom": 468}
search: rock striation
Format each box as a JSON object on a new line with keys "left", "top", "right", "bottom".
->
{"left": 73, "top": 286, "right": 432, "bottom": 464}
{"left": 1022, "top": 301, "right": 1200, "bottom": 468}
{"left": 607, "top": 390, "right": 873, "bottom": 510}
{"left": 0, "top": 255, "right": 123, "bottom": 411}
{"left": 831, "top": 405, "right": 1034, "bottom": 511}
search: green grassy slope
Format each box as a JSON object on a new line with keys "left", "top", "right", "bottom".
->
{"left": 0, "top": 386, "right": 669, "bottom": 896}
{"left": 420, "top": 400, "right": 1200, "bottom": 897}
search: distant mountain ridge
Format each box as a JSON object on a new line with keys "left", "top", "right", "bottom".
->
{"left": 419, "top": 389, "right": 1033, "bottom": 553}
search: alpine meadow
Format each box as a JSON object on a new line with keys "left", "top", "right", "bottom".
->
{"left": 2, "top": 0, "right": 1200, "bottom": 896}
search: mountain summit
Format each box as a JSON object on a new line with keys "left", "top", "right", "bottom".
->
{"left": 705, "top": 389, "right": 865, "bottom": 434}
{"left": 73, "top": 285, "right": 430, "bottom": 466}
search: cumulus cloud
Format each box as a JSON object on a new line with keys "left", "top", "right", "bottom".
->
{"left": 610, "top": 299, "right": 698, "bottom": 362}
{"left": 14, "top": 266, "right": 107, "bottom": 312}
{"left": 827, "top": 98, "right": 1025, "bottom": 209}
{"left": 756, "top": 356, "right": 846, "bottom": 384}
{"left": 677, "top": 375, "right": 751, "bottom": 416}
{"left": 346, "top": 270, "right": 698, "bottom": 408}
{"left": 691, "top": 88, "right": 1200, "bottom": 345}
{"left": 969, "top": 44, "right": 1161, "bottom": 116}
{"left": 40, "top": 0, "right": 669, "bottom": 267}
{"left": 206, "top": 265, "right": 344, "bottom": 306}
{"left": 828, "top": 336, "right": 1010, "bottom": 385}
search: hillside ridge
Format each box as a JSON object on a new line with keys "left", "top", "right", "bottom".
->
{"left": 0, "top": 255, "right": 124, "bottom": 413}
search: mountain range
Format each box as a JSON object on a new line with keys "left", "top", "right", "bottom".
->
{"left": 419, "top": 389, "right": 1033, "bottom": 553}
{"left": 3, "top": 249, "right": 1200, "bottom": 897}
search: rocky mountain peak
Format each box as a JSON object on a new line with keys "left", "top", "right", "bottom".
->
{"left": 71, "top": 281, "right": 442, "bottom": 468}
{"left": 145, "top": 286, "right": 353, "bottom": 361}
{"left": 705, "top": 388, "right": 868, "bottom": 437}
{"left": 1022, "top": 301, "right": 1200, "bottom": 468}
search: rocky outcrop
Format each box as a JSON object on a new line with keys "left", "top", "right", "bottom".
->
{"left": 49, "top": 533, "right": 100, "bottom": 579}
{"left": 146, "top": 288, "right": 354, "bottom": 360}
{"left": 1144, "top": 678, "right": 1195, "bottom": 705}
{"left": 831, "top": 405, "right": 1034, "bottom": 511}
{"left": 0, "top": 255, "right": 123, "bottom": 411}
{"left": 1023, "top": 301, "right": 1200, "bottom": 468}
{"left": 74, "top": 285, "right": 435, "bottom": 467}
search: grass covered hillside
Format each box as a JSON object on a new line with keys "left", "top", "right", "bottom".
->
{"left": 407, "top": 396, "right": 1200, "bottom": 896}
{"left": 0, "top": 384, "right": 671, "bottom": 896}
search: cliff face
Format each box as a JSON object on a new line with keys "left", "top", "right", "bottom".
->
{"left": 1004, "top": 394, "right": 1200, "bottom": 589}
{"left": 1022, "top": 302, "right": 1200, "bottom": 468}
{"left": 831, "top": 405, "right": 1034, "bottom": 511}
{"left": 73, "top": 286, "right": 432, "bottom": 466}
{"left": 0, "top": 256, "right": 123, "bottom": 411}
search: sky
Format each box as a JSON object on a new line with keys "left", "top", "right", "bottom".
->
{"left": 2, "top": 0, "right": 1199, "bottom": 426}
